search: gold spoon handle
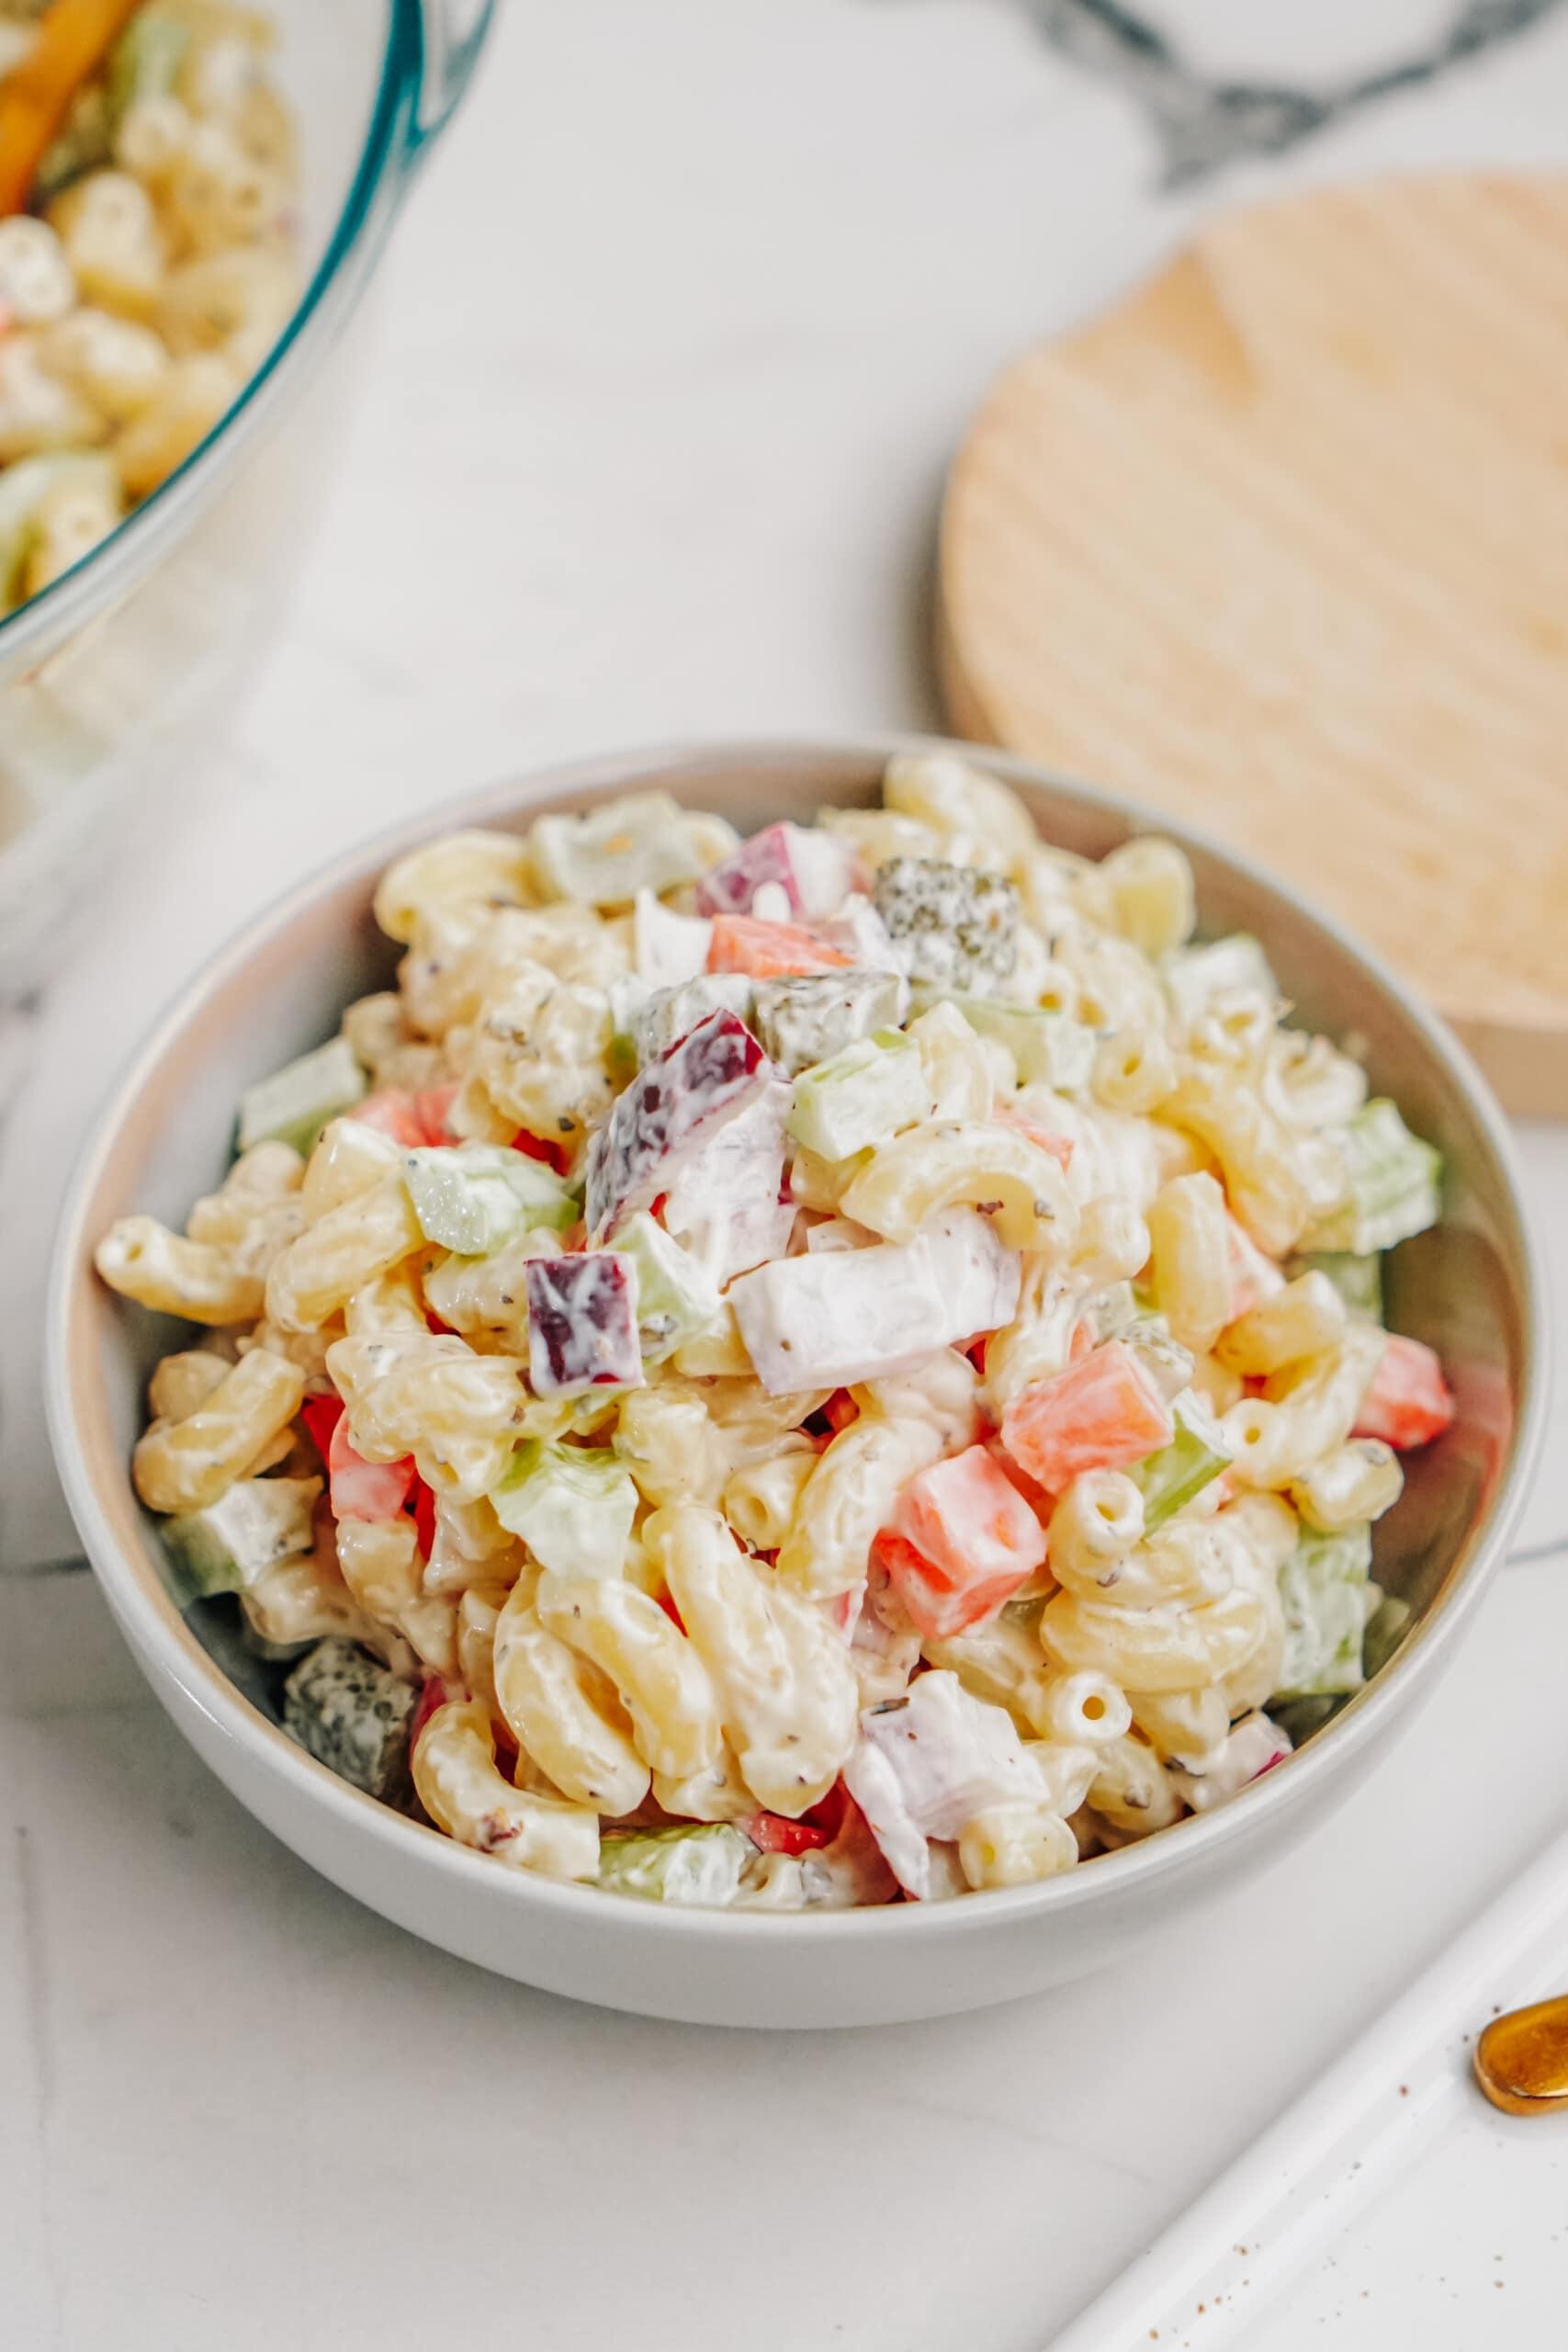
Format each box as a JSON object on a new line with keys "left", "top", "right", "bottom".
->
{"left": 1474, "top": 1992, "right": 1568, "bottom": 2116}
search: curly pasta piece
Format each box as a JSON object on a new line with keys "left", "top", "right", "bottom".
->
{"left": 840, "top": 1120, "right": 1077, "bottom": 1255}
{"left": 959, "top": 1802, "right": 1078, "bottom": 1889}
{"left": 644, "top": 1503, "right": 858, "bottom": 1815}
{"left": 492, "top": 1585, "right": 649, "bottom": 1815}
{"left": 326, "top": 1332, "right": 526, "bottom": 1502}
{"left": 96, "top": 1216, "right": 264, "bottom": 1326}
{"left": 1039, "top": 1580, "right": 1268, "bottom": 1694}
{"left": 265, "top": 1175, "right": 424, "bottom": 1332}
{"left": 775, "top": 1412, "right": 943, "bottom": 1600}
{"left": 412, "top": 1700, "right": 599, "bottom": 1880}
{"left": 132, "top": 1348, "right": 303, "bottom": 1514}
{"left": 536, "top": 1568, "right": 723, "bottom": 1781}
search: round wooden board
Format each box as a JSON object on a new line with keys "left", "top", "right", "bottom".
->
{"left": 939, "top": 174, "right": 1568, "bottom": 1115}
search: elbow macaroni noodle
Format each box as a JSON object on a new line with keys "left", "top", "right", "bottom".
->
{"left": 95, "top": 758, "right": 1451, "bottom": 1907}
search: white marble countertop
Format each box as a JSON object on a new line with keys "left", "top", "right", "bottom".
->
{"left": 5, "top": 4, "right": 1568, "bottom": 2345}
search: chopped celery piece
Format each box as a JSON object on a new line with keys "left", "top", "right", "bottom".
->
{"left": 635, "top": 975, "right": 753, "bottom": 1063}
{"left": 162, "top": 1476, "right": 321, "bottom": 1601}
{"left": 490, "top": 1441, "right": 636, "bottom": 1577}
{"left": 532, "top": 793, "right": 704, "bottom": 906}
{"left": 1288, "top": 1249, "right": 1383, "bottom": 1321}
{"left": 787, "top": 1028, "right": 928, "bottom": 1161}
{"left": 1304, "top": 1101, "right": 1443, "bottom": 1255}
{"left": 935, "top": 990, "right": 1095, "bottom": 1091}
{"left": 597, "top": 1823, "right": 750, "bottom": 1907}
{"left": 238, "top": 1035, "right": 366, "bottom": 1156}
{"left": 1363, "top": 1590, "right": 1413, "bottom": 1679}
{"left": 1273, "top": 1522, "right": 1373, "bottom": 1702}
{"left": 1164, "top": 934, "right": 1280, "bottom": 1025}
{"left": 402, "top": 1143, "right": 578, "bottom": 1254}
{"left": 752, "top": 969, "right": 906, "bottom": 1077}
{"left": 609, "top": 1211, "right": 720, "bottom": 1360}
{"left": 1127, "top": 1391, "right": 1233, "bottom": 1531}
{"left": 282, "top": 1638, "right": 416, "bottom": 1802}
{"left": 108, "top": 10, "right": 189, "bottom": 121}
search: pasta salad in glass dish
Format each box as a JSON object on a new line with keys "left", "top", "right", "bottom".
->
{"left": 0, "top": 0, "right": 298, "bottom": 617}
{"left": 94, "top": 755, "right": 1454, "bottom": 1911}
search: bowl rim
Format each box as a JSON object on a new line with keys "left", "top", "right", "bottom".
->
{"left": 44, "top": 733, "right": 1550, "bottom": 1944}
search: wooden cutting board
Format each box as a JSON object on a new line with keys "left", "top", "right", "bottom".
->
{"left": 939, "top": 174, "right": 1568, "bottom": 1114}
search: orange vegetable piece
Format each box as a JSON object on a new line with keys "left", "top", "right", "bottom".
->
{"left": 0, "top": 0, "right": 145, "bottom": 217}
{"left": 999, "top": 1339, "right": 1174, "bottom": 1494}
{"left": 879, "top": 1444, "right": 1045, "bottom": 1639}
{"left": 707, "top": 913, "right": 854, "bottom": 979}
{"left": 1353, "top": 1332, "right": 1454, "bottom": 1451}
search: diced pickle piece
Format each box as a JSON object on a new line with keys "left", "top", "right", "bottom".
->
{"left": 607, "top": 1212, "right": 720, "bottom": 1360}
{"left": 596, "top": 1822, "right": 750, "bottom": 1907}
{"left": 525, "top": 1252, "right": 642, "bottom": 1396}
{"left": 787, "top": 1029, "right": 928, "bottom": 1162}
{"left": 633, "top": 974, "right": 753, "bottom": 1062}
{"left": 584, "top": 1008, "right": 768, "bottom": 1238}
{"left": 730, "top": 1210, "right": 1020, "bottom": 1395}
{"left": 937, "top": 991, "right": 1095, "bottom": 1091}
{"left": 1273, "top": 1522, "right": 1373, "bottom": 1702}
{"left": 1126, "top": 1390, "right": 1233, "bottom": 1531}
{"left": 531, "top": 792, "right": 704, "bottom": 906}
{"left": 162, "top": 1475, "right": 321, "bottom": 1600}
{"left": 491, "top": 1441, "right": 637, "bottom": 1577}
{"left": 282, "top": 1637, "right": 417, "bottom": 1801}
{"left": 872, "top": 858, "right": 1017, "bottom": 993}
{"left": 402, "top": 1142, "right": 578, "bottom": 1254}
{"left": 752, "top": 968, "right": 907, "bottom": 1077}
{"left": 1304, "top": 1101, "right": 1443, "bottom": 1256}
{"left": 694, "top": 820, "right": 852, "bottom": 920}
{"left": 1363, "top": 1589, "right": 1413, "bottom": 1679}
{"left": 237, "top": 1035, "right": 365, "bottom": 1155}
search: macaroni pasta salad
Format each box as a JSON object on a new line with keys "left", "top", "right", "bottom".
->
{"left": 96, "top": 756, "right": 1455, "bottom": 1910}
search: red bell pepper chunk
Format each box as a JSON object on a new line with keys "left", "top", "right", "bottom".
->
{"left": 510, "top": 1127, "right": 571, "bottom": 1175}
{"left": 327, "top": 1412, "right": 416, "bottom": 1522}
{"left": 656, "top": 1589, "right": 687, "bottom": 1635}
{"left": 410, "top": 1477, "right": 439, "bottom": 1563}
{"left": 410, "top": 1674, "right": 460, "bottom": 1749}
{"left": 413, "top": 1081, "right": 460, "bottom": 1144}
{"left": 871, "top": 1527, "right": 1024, "bottom": 1643}
{"left": 357, "top": 1085, "right": 458, "bottom": 1149}
{"left": 823, "top": 1389, "right": 859, "bottom": 1435}
{"left": 355, "top": 1090, "right": 429, "bottom": 1148}
{"left": 1000, "top": 1339, "right": 1174, "bottom": 1494}
{"left": 745, "top": 1811, "right": 831, "bottom": 1857}
{"left": 878, "top": 1444, "right": 1046, "bottom": 1639}
{"left": 706, "top": 913, "right": 854, "bottom": 979}
{"left": 299, "top": 1391, "right": 344, "bottom": 1466}
{"left": 1353, "top": 1333, "right": 1455, "bottom": 1451}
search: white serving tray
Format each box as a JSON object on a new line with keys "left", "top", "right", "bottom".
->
{"left": 1053, "top": 1821, "right": 1568, "bottom": 2349}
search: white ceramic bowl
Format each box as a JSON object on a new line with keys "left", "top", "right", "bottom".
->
{"left": 45, "top": 740, "right": 1546, "bottom": 2028}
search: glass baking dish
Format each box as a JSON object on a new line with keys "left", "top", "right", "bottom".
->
{"left": 0, "top": 0, "right": 493, "bottom": 998}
